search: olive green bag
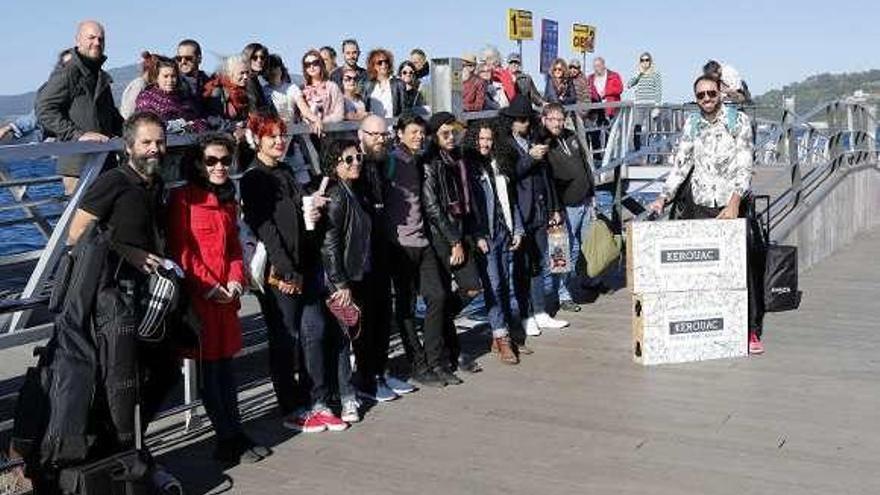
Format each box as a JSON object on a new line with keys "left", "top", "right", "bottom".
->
{"left": 581, "top": 212, "right": 622, "bottom": 278}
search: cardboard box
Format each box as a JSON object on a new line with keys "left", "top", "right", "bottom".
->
{"left": 632, "top": 290, "right": 748, "bottom": 365}
{"left": 627, "top": 219, "right": 747, "bottom": 293}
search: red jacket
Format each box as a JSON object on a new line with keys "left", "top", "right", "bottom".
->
{"left": 168, "top": 184, "right": 245, "bottom": 360}
{"left": 492, "top": 67, "right": 518, "bottom": 102}
{"left": 587, "top": 70, "right": 624, "bottom": 117}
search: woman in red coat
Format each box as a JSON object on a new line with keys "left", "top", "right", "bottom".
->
{"left": 167, "top": 133, "right": 271, "bottom": 464}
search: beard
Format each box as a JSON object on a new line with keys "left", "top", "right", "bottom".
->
{"left": 130, "top": 153, "right": 163, "bottom": 177}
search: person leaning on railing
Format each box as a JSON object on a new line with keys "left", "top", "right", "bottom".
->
{"left": 35, "top": 20, "right": 124, "bottom": 196}
{"left": 134, "top": 53, "right": 208, "bottom": 134}
{"left": 301, "top": 49, "right": 345, "bottom": 124}
{"left": 648, "top": 75, "right": 765, "bottom": 355}
{"left": 166, "top": 133, "right": 271, "bottom": 464}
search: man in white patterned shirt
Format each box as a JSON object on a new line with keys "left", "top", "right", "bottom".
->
{"left": 649, "top": 75, "right": 753, "bottom": 220}
{"left": 649, "top": 75, "right": 764, "bottom": 354}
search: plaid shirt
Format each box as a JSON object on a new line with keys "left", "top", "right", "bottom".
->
{"left": 662, "top": 106, "right": 753, "bottom": 208}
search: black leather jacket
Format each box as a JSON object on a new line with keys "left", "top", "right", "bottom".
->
{"left": 422, "top": 148, "right": 475, "bottom": 248}
{"left": 321, "top": 180, "right": 372, "bottom": 289}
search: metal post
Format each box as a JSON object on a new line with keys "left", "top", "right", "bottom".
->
{"left": 182, "top": 358, "right": 202, "bottom": 431}
{"left": 8, "top": 151, "right": 108, "bottom": 332}
{"left": 517, "top": 40, "right": 523, "bottom": 65}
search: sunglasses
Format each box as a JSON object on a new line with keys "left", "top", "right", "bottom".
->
{"left": 304, "top": 59, "right": 322, "bottom": 68}
{"left": 375, "top": 59, "right": 390, "bottom": 66}
{"left": 695, "top": 90, "right": 719, "bottom": 100}
{"left": 176, "top": 55, "right": 196, "bottom": 63}
{"left": 400, "top": 70, "right": 414, "bottom": 76}
{"left": 251, "top": 53, "right": 267, "bottom": 61}
{"left": 204, "top": 155, "right": 233, "bottom": 167}
{"left": 568, "top": 65, "right": 579, "bottom": 69}
{"left": 343, "top": 75, "right": 357, "bottom": 82}
{"left": 640, "top": 58, "right": 651, "bottom": 62}
{"left": 340, "top": 153, "right": 364, "bottom": 165}
{"left": 553, "top": 67, "right": 565, "bottom": 72}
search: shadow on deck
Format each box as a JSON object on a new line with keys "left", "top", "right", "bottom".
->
{"left": 152, "top": 228, "right": 880, "bottom": 494}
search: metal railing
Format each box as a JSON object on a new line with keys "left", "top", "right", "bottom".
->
{"left": 0, "top": 99, "right": 875, "bottom": 439}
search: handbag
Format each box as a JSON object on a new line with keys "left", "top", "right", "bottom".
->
{"left": 749, "top": 195, "right": 801, "bottom": 313}
{"left": 582, "top": 211, "right": 622, "bottom": 278}
{"left": 325, "top": 297, "right": 361, "bottom": 340}
{"left": 547, "top": 225, "right": 572, "bottom": 274}
{"left": 239, "top": 219, "right": 267, "bottom": 293}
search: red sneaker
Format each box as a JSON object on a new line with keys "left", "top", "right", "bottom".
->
{"left": 314, "top": 409, "right": 348, "bottom": 432}
{"left": 749, "top": 332, "right": 764, "bottom": 355}
{"left": 283, "top": 410, "right": 326, "bottom": 433}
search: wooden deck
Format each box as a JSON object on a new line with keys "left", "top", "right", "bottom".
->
{"left": 151, "top": 228, "right": 880, "bottom": 495}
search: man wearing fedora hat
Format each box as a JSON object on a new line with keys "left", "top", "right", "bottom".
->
{"left": 500, "top": 95, "right": 569, "bottom": 336}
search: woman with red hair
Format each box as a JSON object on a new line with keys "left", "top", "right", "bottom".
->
{"left": 363, "top": 48, "right": 406, "bottom": 118}
{"left": 300, "top": 49, "right": 344, "bottom": 124}
{"left": 239, "top": 112, "right": 348, "bottom": 433}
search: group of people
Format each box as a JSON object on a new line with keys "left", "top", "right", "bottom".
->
{"left": 9, "top": 19, "right": 764, "bottom": 493}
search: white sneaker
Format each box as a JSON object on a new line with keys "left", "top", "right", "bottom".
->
{"left": 534, "top": 312, "right": 569, "bottom": 329}
{"left": 384, "top": 374, "right": 416, "bottom": 394}
{"left": 524, "top": 317, "right": 542, "bottom": 336}
{"left": 341, "top": 399, "right": 360, "bottom": 423}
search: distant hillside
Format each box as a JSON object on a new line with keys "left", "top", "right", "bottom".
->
{"left": 753, "top": 69, "right": 880, "bottom": 120}
{"left": 0, "top": 63, "right": 140, "bottom": 121}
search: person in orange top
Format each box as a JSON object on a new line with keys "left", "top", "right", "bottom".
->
{"left": 167, "top": 133, "right": 271, "bottom": 464}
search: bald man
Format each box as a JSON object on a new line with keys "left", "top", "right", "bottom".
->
{"left": 36, "top": 19, "right": 123, "bottom": 194}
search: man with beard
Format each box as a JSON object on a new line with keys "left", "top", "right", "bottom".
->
{"left": 350, "top": 115, "right": 419, "bottom": 401}
{"left": 68, "top": 110, "right": 182, "bottom": 440}
{"left": 330, "top": 39, "right": 367, "bottom": 93}
{"left": 36, "top": 20, "right": 123, "bottom": 195}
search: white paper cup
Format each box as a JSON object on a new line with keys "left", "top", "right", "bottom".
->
{"left": 302, "top": 195, "right": 316, "bottom": 231}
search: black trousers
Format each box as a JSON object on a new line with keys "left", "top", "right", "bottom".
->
{"left": 431, "top": 239, "right": 482, "bottom": 368}
{"left": 388, "top": 244, "right": 449, "bottom": 372}
{"left": 678, "top": 204, "right": 765, "bottom": 335}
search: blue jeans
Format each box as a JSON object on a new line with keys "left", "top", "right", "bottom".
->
{"left": 257, "top": 271, "right": 331, "bottom": 412}
{"left": 558, "top": 202, "right": 593, "bottom": 302}
{"left": 478, "top": 232, "right": 515, "bottom": 336}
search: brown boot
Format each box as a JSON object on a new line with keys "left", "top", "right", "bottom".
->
{"left": 493, "top": 336, "right": 519, "bottom": 365}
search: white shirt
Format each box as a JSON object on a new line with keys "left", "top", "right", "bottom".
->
{"left": 593, "top": 72, "right": 608, "bottom": 98}
{"left": 263, "top": 82, "right": 304, "bottom": 125}
{"left": 369, "top": 80, "right": 394, "bottom": 118}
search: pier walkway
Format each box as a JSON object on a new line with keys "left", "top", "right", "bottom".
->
{"left": 154, "top": 228, "right": 880, "bottom": 495}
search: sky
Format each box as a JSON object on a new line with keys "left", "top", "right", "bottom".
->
{"left": 2, "top": 0, "right": 878, "bottom": 102}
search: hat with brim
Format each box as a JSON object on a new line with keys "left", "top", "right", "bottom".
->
{"left": 461, "top": 54, "right": 477, "bottom": 65}
{"left": 428, "top": 111, "right": 464, "bottom": 135}
{"left": 507, "top": 52, "right": 521, "bottom": 64}
{"left": 500, "top": 94, "right": 534, "bottom": 119}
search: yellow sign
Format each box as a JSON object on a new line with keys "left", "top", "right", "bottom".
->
{"left": 572, "top": 24, "right": 596, "bottom": 53}
{"left": 508, "top": 9, "right": 534, "bottom": 41}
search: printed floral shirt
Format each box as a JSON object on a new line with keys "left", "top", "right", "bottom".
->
{"left": 662, "top": 105, "right": 753, "bottom": 208}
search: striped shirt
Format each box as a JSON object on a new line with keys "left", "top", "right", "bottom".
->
{"left": 627, "top": 71, "right": 662, "bottom": 105}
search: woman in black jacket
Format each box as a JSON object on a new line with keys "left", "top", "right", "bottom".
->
{"left": 239, "top": 113, "right": 350, "bottom": 433}
{"left": 363, "top": 49, "right": 407, "bottom": 118}
{"left": 319, "top": 138, "right": 371, "bottom": 423}
{"left": 241, "top": 43, "right": 274, "bottom": 116}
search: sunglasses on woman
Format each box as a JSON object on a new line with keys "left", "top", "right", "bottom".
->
{"left": 304, "top": 59, "right": 322, "bottom": 68}
{"left": 375, "top": 59, "right": 390, "bottom": 66}
{"left": 252, "top": 53, "right": 267, "bottom": 61}
{"left": 204, "top": 155, "right": 233, "bottom": 167}
{"left": 400, "top": 70, "right": 414, "bottom": 76}
{"left": 640, "top": 58, "right": 651, "bottom": 62}
{"left": 343, "top": 75, "right": 356, "bottom": 82}
{"left": 340, "top": 153, "right": 364, "bottom": 165}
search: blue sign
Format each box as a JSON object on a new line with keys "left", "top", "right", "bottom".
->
{"left": 540, "top": 19, "right": 559, "bottom": 74}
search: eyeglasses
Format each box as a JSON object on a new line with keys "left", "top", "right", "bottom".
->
{"left": 695, "top": 90, "right": 719, "bottom": 100}
{"left": 340, "top": 153, "right": 364, "bottom": 165}
{"left": 640, "top": 58, "right": 652, "bottom": 62}
{"left": 176, "top": 55, "right": 196, "bottom": 63}
{"left": 362, "top": 129, "right": 390, "bottom": 139}
{"left": 375, "top": 59, "right": 390, "bottom": 66}
{"left": 251, "top": 53, "right": 267, "bottom": 61}
{"left": 204, "top": 155, "right": 233, "bottom": 167}
{"left": 304, "top": 59, "right": 322, "bottom": 68}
